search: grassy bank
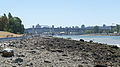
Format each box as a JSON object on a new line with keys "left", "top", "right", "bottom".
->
{"left": 0, "top": 31, "right": 23, "bottom": 38}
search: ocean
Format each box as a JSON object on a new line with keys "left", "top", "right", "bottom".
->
{"left": 54, "top": 35, "right": 120, "bottom": 47}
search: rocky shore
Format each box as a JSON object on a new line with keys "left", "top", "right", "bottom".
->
{"left": 0, "top": 36, "right": 120, "bottom": 67}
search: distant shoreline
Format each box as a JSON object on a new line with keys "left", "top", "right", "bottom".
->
{"left": 79, "top": 33, "right": 120, "bottom": 36}
{"left": 56, "top": 33, "right": 120, "bottom": 36}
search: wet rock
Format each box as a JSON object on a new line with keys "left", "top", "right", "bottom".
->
{"left": 94, "top": 65, "right": 107, "bottom": 67}
{"left": 2, "top": 48, "right": 14, "bottom": 57}
{"left": 66, "top": 45, "right": 72, "bottom": 48}
{"left": 34, "top": 42, "right": 38, "bottom": 45}
{"left": 89, "top": 40, "right": 93, "bottom": 43}
{"left": 78, "top": 64, "right": 84, "bottom": 67}
{"left": 59, "top": 58, "right": 64, "bottom": 61}
{"left": 14, "top": 58, "right": 23, "bottom": 63}
{"left": 16, "top": 54, "right": 25, "bottom": 57}
{"left": 62, "top": 54, "right": 68, "bottom": 56}
{"left": 50, "top": 49, "right": 57, "bottom": 52}
{"left": 56, "top": 49, "right": 64, "bottom": 53}
{"left": 29, "top": 50, "right": 36, "bottom": 54}
{"left": 9, "top": 43, "right": 14, "bottom": 47}
{"left": 18, "top": 63, "right": 22, "bottom": 66}
{"left": 80, "top": 39, "right": 84, "bottom": 42}
{"left": 110, "top": 45, "right": 119, "bottom": 49}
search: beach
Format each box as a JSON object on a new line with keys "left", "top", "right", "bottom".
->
{"left": 0, "top": 36, "right": 120, "bottom": 67}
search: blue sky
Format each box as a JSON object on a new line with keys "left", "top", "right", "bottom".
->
{"left": 0, "top": 0, "right": 120, "bottom": 28}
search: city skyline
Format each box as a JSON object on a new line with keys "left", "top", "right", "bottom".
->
{"left": 0, "top": 0, "right": 120, "bottom": 28}
{"left": 32, "top": 24, "right": 115, "bottom": 28}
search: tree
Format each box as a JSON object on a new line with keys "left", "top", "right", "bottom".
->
{"left": 14, "top": 17, "right": 24, "bottom": 34}
{"left": 116, "top": 24, "right": 119, "bottom": 33}
{"left": 8, "top": 12, "right": 13, "bottom": 19}
{"left": 93, "top": 26, "right": 99, "bottom": 33}
{"left": 7, "top": 17, "right": 24, "bottom": 34}
{"left": 0, "top": 13, "right": 24, "bottom": 34}
{"left": 0, "top": 15, "right": 8, "bottom": 31}
{"left": 84, "top": 30, "right": 92, "bottom": 34}
{"left": 7, "top": 18, "right": 15, "bottom": 33}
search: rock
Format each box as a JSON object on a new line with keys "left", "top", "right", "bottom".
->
{"left": 80, "top": 39, "right": 84, "bottom": 42}
{"left": 56, "top": 49, "right": 64, "bottom": 53}
{"left": 94, "top": 65, "right": 107, "bottom": 67}
{"left": 2, "top": 48, "right": 14, "bottom": 57}
{"left": 18, "top": 63, "right": 22, "bottom": 66}
{"left": 44, "top": 59, "right": 51, "bottom": 63}
{"left": 17, "top": 45, "right": 23, "bottom": 48}
{"left": 62, "top": 54, "right": 68, "bottom": 56}
{"left": 41, "top": 46, "right": 45, "bottom": 49}
{"left": 59, "top": 58, "right": 64, "bottom": 61}
{"left": 29, "top": 50, "right": 36, "bottom": 54}
{"left": 110, "top": 45, "right": 119, "bottom": 49}
{"left": 9, "top": 43, "right": 14, "bottom": 47}
{"left": 89, "top": 40, "right": 93, "bottom": 43}
{"left": 50, "top": 49, "right": 56, "bottom": 52}
{"left": 14, "top": 58, "right": 23, "bottom": 63}
{"left": 16, "top": 54, "right": 25, "bottom": 57}
{"left": 26, "top": 62, "right": 33, "bottom": 66}
{"left": 78, "top": 64, "right": 84, "bottom": 67}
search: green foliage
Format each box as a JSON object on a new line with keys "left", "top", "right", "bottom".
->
{"left": 67, "top": 37, "right": 71, "bottom": 40}
{"left": 0, "top": 15, "right": 8, "bottom": 31}
{"left": 8, "top": 12, "right": 13, "bottom": 19}
{"left": 0, "top": 13, "right": 24, "bottom": 34}
{"left": 84, "top": 30, "right": 92, "bottom": 34}
{"left": 93, "top": 26, "right": 99, "bottom": 33}
{"left": 116, "top": 24, "right": 120, "bottom": 33}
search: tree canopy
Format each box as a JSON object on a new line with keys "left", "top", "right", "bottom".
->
{"left": 0, "top": 13, "right": 24, "bottom": 34}
{"left": 93, "top": 26, "right": 99, "bottom": 33}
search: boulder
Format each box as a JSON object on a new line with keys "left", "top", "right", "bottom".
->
{"left": 9, "top": 43, "right": 14, "bottom": 47}
{"left": 80, "top": 39, "right": 84, "bottom": 42}
{"left": 2, "top": 48, "right": 14, "bottom": 57}
{"left": 89, "top": 40, "right": 93, "bottom": 43}
{"left": 14, "top": 58, "right": 23, "bottom": 63}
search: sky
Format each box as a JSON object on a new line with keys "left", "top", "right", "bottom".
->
{"left": 0, "top": 0, "right": 120, "bottom": 28}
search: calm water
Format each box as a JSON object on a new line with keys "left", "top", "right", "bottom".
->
{"left": 55, "top": 35, "right": 120, "bottom": 47}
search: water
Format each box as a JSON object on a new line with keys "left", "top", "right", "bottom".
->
{"left": 54, "top": 35, "right": 120, "bottom": 47}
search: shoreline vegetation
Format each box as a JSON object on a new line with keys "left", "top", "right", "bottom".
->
{"left": 0, "top": 36, "right": 119, "bottom": 67}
